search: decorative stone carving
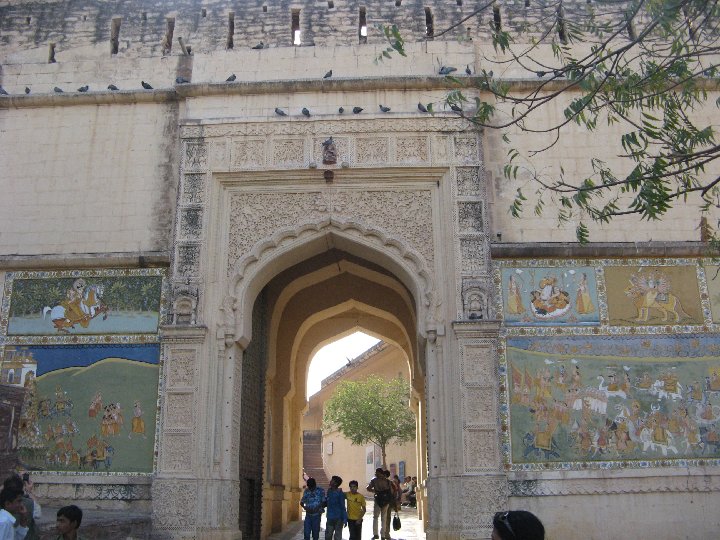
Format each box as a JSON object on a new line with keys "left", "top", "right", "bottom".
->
{"left": 458, "top": 201, "right": 483, "bottom": 233}
{"left": 179, "top": 208, "right": 203, "bottom": 240}
{"left": 321, "top": 137, "right": 338, "bottom": 164}
{"left": 162, "top": 433, "right": 193, "bottom": 471}
{"left": 314, "top": 136, "right": 349, "bottom": 165}
{"left": 461, "top": 344, "right": 497, "bottom": 385}
{"left": 209, "top": 139, "right": 227, "bottom": 170}
{"left": 464, "top": 428, "right": 499, "bottom": 470}
{"left": 167, "top": 349, "right": 196, "bottom": 387}
{"left": 355, "top": 137, "right": 389, "bottom": 164}
{"left": 396, "top": 136, "right": 429, "bottom": 163}
{"left": 456, "top": 167, "right": 482, "bottom": 197}
{"left": 432, "top": 135, "right": 450, "bottom": 163}
{"left": 183, "top": 141, "right": 208, "bottom": 171}
{"left": 454, "top": 135, "right": 480, "bottom": 164}
{"left": 458, "top": 476, "right": 508, "bottom": 533}
{"left": 273, "top": 139, "right": 305, "bottom": 166}
{"left": 463, "top": 387, "right": 496, "bottom": 423}
{"left": 460, "top": 238, "right": 485, "bottom": 272}
{"left": 182, "top": 174, "right": 205, "bottom": 205}
{"left": 165, "top": 393, "right": 194, "bottom": 429}
{"left": 230, "top": 139, "right": 266, "bottom": 169}
{"left": 227, "top": 190, "right": 434, "bottom": 273}
{"left": 170, "top": 284, "right": 198, "bottom": 326}
{"left": 151, "top": 480, "right": 197, "bottom": 530}
{"left": 462, "top": 280, "right": 494, "bottom": 320}
{"left": 176, "top": 244, "right": 200, "bottom": 277}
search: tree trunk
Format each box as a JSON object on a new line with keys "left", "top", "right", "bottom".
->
{"left": 381, "top": 444, "right": 387, "bottom": 469}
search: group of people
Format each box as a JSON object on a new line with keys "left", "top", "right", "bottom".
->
{"left": 0, "top": 473, "right": 84, "bottom": 539}
{"left": 301, "top": 469, "right": 545, "bottom": 540}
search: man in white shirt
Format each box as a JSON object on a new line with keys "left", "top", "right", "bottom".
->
{"left": 0, "top": 486, "right": 28, "bottom": 540}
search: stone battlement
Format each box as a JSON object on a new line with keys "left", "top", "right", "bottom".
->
{"left": 0, "top": 0, "right": 618, "bottom": 63}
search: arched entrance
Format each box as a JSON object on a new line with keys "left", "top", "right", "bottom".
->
{"left": 233, "top": 241, "right": 430, "bottom": 539}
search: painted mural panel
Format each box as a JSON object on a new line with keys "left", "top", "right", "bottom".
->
{"left": 5, "top": 274, "right": 162, "bottom": 335}
{"left": 1, "top": 344, "right": 159, "bottom": 473}
{"left": 501, "top": 267, "right": 600, "bottom": 325}
{"left": 605, "top": 265, "right": 702, "bottom": 326}
{"left": 505, "top": 335, "right": 720, "bottom": 467}
{"left": 705, "top": 265, "right": 720, "bottom": 323}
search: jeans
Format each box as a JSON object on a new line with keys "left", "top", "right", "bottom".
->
{"left": 325, "top": 518, "right": 344, "bottom": 540}
{"left": 304, "top": 512, "right": 322, "bottom": 540}
{"left": 348, "top": 519, "right": 363, "bottom": 540}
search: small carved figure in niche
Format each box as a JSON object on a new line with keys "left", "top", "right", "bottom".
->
{"left": 322, "top": 137, "right": 337, "bottom": 164}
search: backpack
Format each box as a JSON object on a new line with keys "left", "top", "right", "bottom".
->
{"left": 373, "top": 476, "right": 393, "bottom": 507}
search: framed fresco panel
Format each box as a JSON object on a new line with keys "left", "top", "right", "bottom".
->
{"left": 704, "top": 265, "right": 720, "bottom": 323}
{"left": 500, "top": 266, "right": 600, "bottom": 326}
{"left": 4, "top": 272, "right": 163, "bottom": 336}
{"left": 604, "top": 265, "right": 703, "bottom": 326}
{"left": 0, "top": 343, "right": 159, "bottom": 474}
{"left": 504, "top": 335, "right": 720, "bottom": 469}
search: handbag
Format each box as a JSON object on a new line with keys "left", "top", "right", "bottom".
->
{"left": 392, "top": 512, "right": 401, "bottom": 531}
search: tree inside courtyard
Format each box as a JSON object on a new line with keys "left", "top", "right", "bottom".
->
{"left": 323, "top": 375, "right": 416, "bottom": 468}
{"left": 379, "top": 0, "right": 720, "bottom": 243}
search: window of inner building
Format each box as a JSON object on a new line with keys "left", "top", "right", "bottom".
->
{"left": 292, "top": 9, "right": 301, "bottom": 45}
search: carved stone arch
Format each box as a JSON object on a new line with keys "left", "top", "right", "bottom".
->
{"left": 227, "top": 216, "right": 437, "bottom": 347}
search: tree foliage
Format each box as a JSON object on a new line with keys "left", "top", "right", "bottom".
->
{"left": 323, "top": 375, "right": 416, "bottom": 467}
{"left": 381, "top": 0, "right": 720, "bottom": 243}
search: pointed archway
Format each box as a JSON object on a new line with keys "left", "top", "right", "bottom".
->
{"left": 227, "top": 232, "right": 433, "bottom": 539}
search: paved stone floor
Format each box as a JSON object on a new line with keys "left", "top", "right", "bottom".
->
{"left": 270, "top": 502, "right": 425, "bottom": 540}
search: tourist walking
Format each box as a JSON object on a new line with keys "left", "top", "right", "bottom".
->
{"left": 300, "top": 478, "right": 325, "bottom": 540}
{"left": 345, "top": 480, "right": 366, "bottom": 540}
{"left": 366, "top": 468, "right": 393, "bottom": 540}
{"left": 324, "top": 476, "right": 347, "bottom": 540}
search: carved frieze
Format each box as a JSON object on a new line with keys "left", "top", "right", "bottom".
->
{"left": 176, "top": 244, "right": 201, "bottom": 277}
{"left": 183, "top": 141, "right": 208, "bottom": 172}
{"left": 230, "top": 139, "right": 266, "bottom": 170}
{"left": 151, "top": 480, "right": 197, "bottom": 530}
{"left": 454, "top": 135, "right": 480, "bottom": 164}
{"left": 460, "top": 344, "right": 497, "bottom": 385}
{"left": 167, "top": 349, "right": 197, "bottom": 387}
{"left": 165, "top": 392, "right": 195, "bottom": 430}
{"left": 456, "top": 167, "right": 483, "bottom": 197}
{"left": 355, "top": 137, "right": 389, "bottom": 164}
{"left": 227, "top": 190, "right": 434, "bottom": 273}
{"left": 460, "top": 238, "right": 485, "bottom": 272}
{"left": 464, "top": 428, "right": 499, "bottom": 471}
{"left": 458, "top": 476, "right": 508, "bottom": 534}
{"left": 273, "top": 139, "right": 305, "bottom": 166}
{"left": 161, "top": 433, "right": 193, "bottom": 471}
{"left": 458, "top": 201, "right": 483, "bottom": 233}
{"left": 463, "top": 387, "right": 496, "bottom": 424}
{"left": 179, "top": 208, "right": 203, "bottom": 240}
{"left": 396, "top": 136, "right": 429, "bottom": 163}
{"left": 182, "top": 174, "right": 206, "bottom": 205}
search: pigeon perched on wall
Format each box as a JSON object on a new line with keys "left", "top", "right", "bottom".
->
{"left": 274, "top": 108, "right": 288, "bottom": 116}
{"left": 24, "top": 87, "right": 31, "bottom": 94}
{"left": 77, "top": 85, "right": 89, "bottom": 92}
{"left": 141, "top": 81, "right": 153, "bottom": 89}
{"left": 379, "top": 104, "right": 391, "bottom": 112}
{"left": 323, "top": 70, "right": 332, "bottom": 79}
{"left": 0, "top": 86, "right": 8, "bottom": 95}
{"left": 465, "top": 65, "right": 472, "bottom": 75}
{"left": 53, "top": 86, "right": 63, "bottom": 93}
{"left": 352, "top": 107, "right": 363, "bottom": 114}
{"left": 439, "top": 66, "right": 457, "bottom": 75}
{"left": 301, "top": 107, "right": 311, "bottom": 117}
{"left": 450, "top": 104, "right": 462, "bottom": 112}
{"left": 175, "top": 76, "right": 190, "bottom": 84}
{"left": 107, "top": 84, "right": 119, "bottom": 91}
{"left": 226, "top": 74, "right": 237, "bottom": 82}
{"left": 417, "top": 102, "right": 428, "bottom": 113}
{"left": 252, "top": 41, "right": 264, "bottom": 49}
{"left": 338, "top": 107, "right": 344, "bottom": 114}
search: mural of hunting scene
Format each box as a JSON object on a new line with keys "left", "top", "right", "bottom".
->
{"left": 501, "top": 267, "right": 600, "bottom": 326}
{"left": 6, "top": 274, "right": 163, "bottom": 335}
{"left": 506, "top": 335, "right": 720, "bottom": 465}
{"left": 0, "top": 344, "right": 159, "bottom": 473}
